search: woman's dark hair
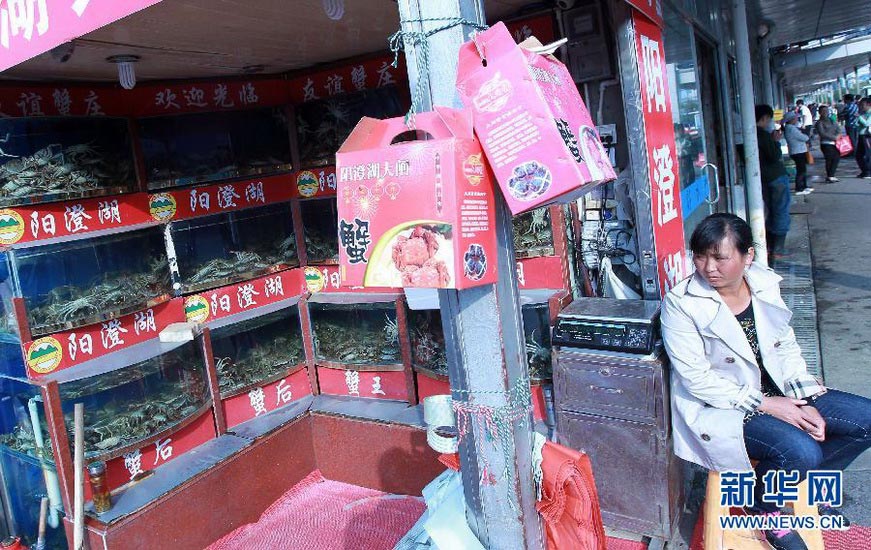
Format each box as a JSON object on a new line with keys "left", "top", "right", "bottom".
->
{"left": 690, "top": 213, "right": 755, "bottom": 256}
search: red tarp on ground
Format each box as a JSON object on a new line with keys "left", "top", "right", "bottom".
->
{"left": 207, "top": 470, "right": 425, "bottom": 550}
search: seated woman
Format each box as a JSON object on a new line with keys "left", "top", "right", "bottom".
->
{"left": 661, "top": 213, "right": 871, "bottom": 550}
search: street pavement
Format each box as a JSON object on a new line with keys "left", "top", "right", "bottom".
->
{"left": 803, "top": 151, "right": 871, "bottom": 525}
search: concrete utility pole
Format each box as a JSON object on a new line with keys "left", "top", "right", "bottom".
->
{"left": 394, "top": 1, "right": 545, "bottom": 549}
{"left": 855, "top": 66, "right": 861, "bottom": 95}
{"left": 761, "top": 37, "right": 774, "bottom": 106}
{"left": 732, "top": 0, "right": 768, "bottom": 266}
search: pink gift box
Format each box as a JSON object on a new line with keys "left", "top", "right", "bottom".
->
{"left": 457, "top": 22, "right": 616, "bottom": 215}
{"left": 336, "top": 107, "right": 498, "bottom": 290}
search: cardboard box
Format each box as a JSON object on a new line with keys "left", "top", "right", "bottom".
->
{"left": 336, "top": 107, "right": 498, "bottom": 289}
{"left": 457, "top": 22, "right": 616, "bottom": 215}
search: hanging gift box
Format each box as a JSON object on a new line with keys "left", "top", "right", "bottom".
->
{"left": 336, "top": 107, "right": 498, "bottom": 290}
{"left": 456, "top": 22, "right": 616, "bottom": 215}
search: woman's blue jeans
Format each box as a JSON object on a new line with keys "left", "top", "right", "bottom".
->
{"left": 744, "top": 389, "right": 871, "bottom": 512}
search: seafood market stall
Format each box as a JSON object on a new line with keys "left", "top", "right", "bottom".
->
{"left": 0, "top": 4, "right": 590, "bottom": 548}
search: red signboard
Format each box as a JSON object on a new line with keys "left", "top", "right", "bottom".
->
{"left": 632, "top": 12, "right": 687, "bottom": 296}
{"left": 0, "top": 193, "right": 153, "bottom": 247}
{"left": 317, "top": 367, "right": 407, "bottom": 401}
{"left": 222, "top": 368, "right": 312, "bottom": 428}
{"left": 516, "top": 256, "right": 565, "bottom": 290}
{"left": 0, "top": 79, "right": 289, "bottom": 118}
{"left": 124, "top": 79, "right": 289, "bottom": 118}
{"left": 0, "top": 57, "right": 401, "bottom": 118}
{"left": 23, "top": 297, "right": 185, "bottom": 379}
{"left": 184, "top": 269, "right": 303, "bottom": 325}
{"left": 88, "top": 410, "right": 216, "bottom": 498}
{"left": 294, "top": 166, "right": 337, "bottom": 199}
{"left": 505, "top": 13, "right": 557, "bottom": 44}
{"left": 0, "top": 0, "right": 164, "bottom": 72}
{"left": 148, "top": 174, "right": 296, "bottom": 223}
{"left": 626, "top": 0, "right": 664, "bottom": 28}
{"left": 287, "top": 55, "right": 406, "bottom": 104}
{"left": 301, "top": 265, "right": 398, "bottom": 295}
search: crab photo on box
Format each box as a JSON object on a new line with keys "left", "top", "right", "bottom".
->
{"left": 363, "top": 223, "right": 455, "bottom": 288}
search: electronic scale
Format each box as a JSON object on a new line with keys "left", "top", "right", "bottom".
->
{"left": 552, "top": 297, "right": 661, "bottom": 354}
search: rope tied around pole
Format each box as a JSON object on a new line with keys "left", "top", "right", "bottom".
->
{"left": 388, "top": 17, "right": 488, "bottom": 126}
{"left": 452, "top": 376, "right": 533, "bottom": 512}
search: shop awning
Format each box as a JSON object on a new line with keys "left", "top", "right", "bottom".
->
{"left": 0, "top": 0, "right": 163, "bottom": 72}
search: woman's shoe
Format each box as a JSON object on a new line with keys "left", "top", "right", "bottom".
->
{"left": 818, "top": 504, "right": 851, "bottom": 527}
{"left": 764, "top": 528, "right": 809, "bottom": 550}
{"left": 758, "top": 511, "right": 809, "bottom": 550}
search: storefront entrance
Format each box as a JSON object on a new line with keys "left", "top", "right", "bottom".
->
{"left": 663, "top": 2, "right": 728, "bottom": 242}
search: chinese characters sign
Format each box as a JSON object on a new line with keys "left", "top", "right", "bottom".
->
{"left": 288, "top": 55, "right": 404, "bottom": 104}
{"left": 632, "top": 12, "right": 687, "bottom": 296}
{"left": 296, "top": 166, "right": 337, "bottom": 199}
{"left": 89, "top": 411, "right": 216, "bottom": 499}
{"left": 316, "top": 367, "right": 407, "bottom": 401}
{"left": 23, "top": 297, "right": 184, "bottom": 379}
{"left": 0, "top": 193, "right": 152, "bottom": 246}
{"left": 183, "top": 269, "right": 303, "bottom": 325}
{"left": 515, "top": 256, "right": 565, "bottom": 290}
{"left": 0, "top": 0, "right": 164, "bottom": 72}
{"left": 625, "top": 0, "right": 663, "bottom": 28}
{"left": 148, "top": 174, "right": 296, "bottom": 222}
{"left": 222, "top": 368, "right": 312, "bottom": 428}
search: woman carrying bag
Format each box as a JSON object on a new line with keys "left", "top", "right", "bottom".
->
{"left": 815, "top": 105, "right": 841, "bottom": 183}
{"left": 784, "top": 112, "right": 812, "bottom": 195}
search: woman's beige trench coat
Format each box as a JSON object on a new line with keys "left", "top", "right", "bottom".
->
{"left": 661, "top": 263, "right": 823, "bottom": 472}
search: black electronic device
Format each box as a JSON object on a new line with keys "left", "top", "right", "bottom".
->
{"left": 552, "top": 298, "right": 660, "bottom": 354}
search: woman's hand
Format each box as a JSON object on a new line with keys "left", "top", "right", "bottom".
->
{"left": 799, "top": 405, "right": 826, "bottom": 442}
{"left": 758, "top": 395, "right": 808, "bottom": 427}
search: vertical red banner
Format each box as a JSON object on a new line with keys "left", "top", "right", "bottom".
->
{"left": 632, "top": 11, "right": 687, "bottom": 297}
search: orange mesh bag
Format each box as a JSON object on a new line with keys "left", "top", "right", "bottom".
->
{"left": 537, "top": 441, "right": 607, "bottom": 550}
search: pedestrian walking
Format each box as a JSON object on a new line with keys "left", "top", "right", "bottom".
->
{"left": 662, "top": 213, "right": 871, "bottom": 550}
{"left": 783, "top": 112, "right": 812, "bottom": 194}
{"left": 755, "top": 105, "right": 791, "bottom": 261}
{"left": 815, "top": 105, "right": 841, "bottom": 182}
{"left": 796, "top": 99, "right": 813, "bottom": 136}
{"left": 838, "top": 94, "right": 858, "bottom": 156}
{"left": 857, "top": 98, "right": 871, "bottom": 179}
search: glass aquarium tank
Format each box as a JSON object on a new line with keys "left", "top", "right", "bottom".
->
{"left": 409, "top": 304, "right": 550, "bottom": 379}
{"left": 408, "top": 309, "right": 447, "bottom": 377}
{"left": 0, "top": 117, "right": 137, "bottom": 207}
{"left": 210, "top": 305, "right": 305, "bottom": 398}
{"left": 522, "top": 302, "right": 553, "bottom": 381}
{"left": 10, "top": 226, "right": 171, "bottom": 337}
{"left": 57, "top": 340, "right": 210, "bottom": 461}
{"left": 295, "top": 86, "right": 404, "bottom": 168}
{"left": 0, "top": 250, "right": 20, "bottom": 346}
{"left": 139, "top": 107, "right": 293, "bottom": 190}
{"left": 513, "top": 206, "right": 555, "bottom": 258}
{"left": 170, "top": 201, "right": 297, "bottom": 293}
{"left": 300, "top": 198, "right": 338, "bottom": 264}
{"left": 0, "top": 377, "right": 67, "bottom": 549}
{"left": 310, "top": 301, "right": 400, "bottom": 366}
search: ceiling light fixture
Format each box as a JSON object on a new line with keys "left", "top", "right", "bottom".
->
{"left": 242, "top": 64, "right": 266, "bottom": 75}
{"left": 106, "top": 55, "right": 140, "bottom": 90}
{"left": 323, "top": 0, "right": 344, "bottom": 20}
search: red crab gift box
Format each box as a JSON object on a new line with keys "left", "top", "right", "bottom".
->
{"left": 336, "top": 107, "right": 498, "bottom": 290}
{"left": 456, "top": 22, "right": 616, "bottom": 215}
